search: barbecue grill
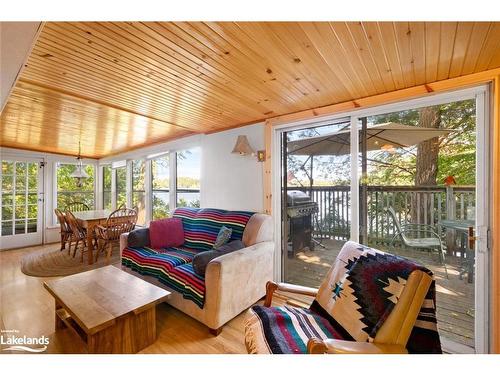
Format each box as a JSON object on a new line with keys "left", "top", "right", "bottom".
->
{"left": 286, "top": 190, "right": 318, "bottom": 257}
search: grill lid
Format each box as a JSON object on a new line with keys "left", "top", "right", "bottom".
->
{"left": 287, "top": 190, "right": 312, "bottom": 206}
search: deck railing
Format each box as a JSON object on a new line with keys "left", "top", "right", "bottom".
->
{"left": 292, "top": 185, "right": 475, "bottom": 244}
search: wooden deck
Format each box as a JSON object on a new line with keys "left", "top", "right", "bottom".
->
{"left": 284, "top": 239, "right": 475, "bottom": 353}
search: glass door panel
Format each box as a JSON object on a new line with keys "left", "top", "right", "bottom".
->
{"left": 281, "top": 119, "right": 351, "bottom": 287}
{"left": 358, "top": 98, "right": 479, "bottom": 353}
{"left": 1, "top": 158, "right": 43, "bottom": 249}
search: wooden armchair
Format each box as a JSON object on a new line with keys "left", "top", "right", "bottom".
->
{"left": 245, "top": 241, "right": 440, "bottom": 354}
{"left": 95, "top": 208, "right": 137, "bottom": 264}
{"left": 263, "top": 270, "right": 431, "bottom": 354}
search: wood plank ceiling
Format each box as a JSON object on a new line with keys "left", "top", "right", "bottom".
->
{"left": 2, "top": 22, "right": 500, "bottom": 158}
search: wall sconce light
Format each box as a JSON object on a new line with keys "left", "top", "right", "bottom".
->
{"left": 232, "top": 135, "right": 255, "bottom": 156}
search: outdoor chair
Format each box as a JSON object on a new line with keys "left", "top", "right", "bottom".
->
{"left": 54, "top": 208, "right": 71, "bottom": 251}
{"left": 386, "top": 207, "right": 448, "bottom": 278}
{"left": 65, "top": 201, "right": 90, "bottom": 212}
{"left": 244, "top": 241, "right": 442, "bottom": 354}
{"left": 94, "top": 208, "right": 137, "bottom": 264}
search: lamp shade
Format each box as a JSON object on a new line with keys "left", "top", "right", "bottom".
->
{"left": 70, "top": 163, "right": 89, "bottom": 179}
{"left": 231, "top": 135, "right": 255, "bottom": 156}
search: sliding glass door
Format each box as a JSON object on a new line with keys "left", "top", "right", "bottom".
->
{"left": 278, "top": 87, "right": 490, "bottom": 353}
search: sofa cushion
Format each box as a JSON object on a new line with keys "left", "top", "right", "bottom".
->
{"left": 165, "top": 263, "right": 206, "bottom": 308}
{"left": 149, "top": 218, "right": 184, "bottom": 249}
{"left": 127, "top": 228, "right": 150, "bottom": 247}
{"left": 121, "top": 246, "right": 207, "bottom": 308}
{"left": 192, "top": 240, "right": 245, "bottom": 276}
{"left": 173, "top": 207, "right": 254, "bottom": 251}
{"left": 122, "top": 246, "right": 201, "bottom": 276}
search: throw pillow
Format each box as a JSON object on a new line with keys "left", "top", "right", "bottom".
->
{"left": 192, "top": 240, "right": 245, "bottom": 276}
{"left": 149, "top": 218, "right": 184, "bottom": 249}
{"left": 213, "top": 226, "right": 232, "bottom": 249}
{"left": 127, "top": 228, "right": 151, "bottom": 247}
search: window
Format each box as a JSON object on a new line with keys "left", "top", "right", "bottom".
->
{"left": 132, "top": 159, "right": 146, "bottom": 224}
{"left": 102, "top": 165, "right": 112, "bottom": 210}
{"left": 152, "top": 155, "right": 170, "bottom": 220}
{"left": 116, "top": 166, "right": 127, "bottom": 209}
{"left": 1, "top": 161, "right": 39, "bottom": 236}
{"left": 56, "top": 163, "right": 95, "bottom": 210}
{"left": 176, "top": 148, "right": 201, "bottom": 208}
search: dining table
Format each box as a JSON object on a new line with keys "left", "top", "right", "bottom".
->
{"left": 71, "top": 209, "right": 112, "bottom": 265}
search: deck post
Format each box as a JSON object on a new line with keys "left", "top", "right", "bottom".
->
{"left": 445, "top": 185, "right": 456, "bottom": 254}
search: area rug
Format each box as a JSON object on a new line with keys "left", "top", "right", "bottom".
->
{"left": 21, "top": 246, "right": 121, "bottom": 277}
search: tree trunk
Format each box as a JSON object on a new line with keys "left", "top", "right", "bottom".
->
{"left": 412, "top": 106, "right": 441, "bottom": 224}
{"left": 415, "top": 106, "right": 441, "bottom": 186}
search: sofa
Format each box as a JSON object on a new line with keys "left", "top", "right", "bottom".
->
{"left": 119, "top": 207, "right": 274, "bottom": 334}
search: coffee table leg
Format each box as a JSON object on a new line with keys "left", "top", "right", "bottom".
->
{"left": 55, "top": 300, "right": 65, "bottom": 330}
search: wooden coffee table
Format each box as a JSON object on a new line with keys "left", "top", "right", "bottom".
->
{"left": 44, "top": 265, "right": 170, "bottom": 353}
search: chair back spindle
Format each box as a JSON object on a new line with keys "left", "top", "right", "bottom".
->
{"left": 65, "top": 202, "right": 91, "bottom": 212}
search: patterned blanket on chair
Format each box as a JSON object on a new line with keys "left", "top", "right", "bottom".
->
{"left": 248, "top": 241, "right": 441, "bottom": 354}
{"left": 310, "top": 241, "right": 441, "bottom": 353}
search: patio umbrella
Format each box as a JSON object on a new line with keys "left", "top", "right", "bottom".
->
{"left": 286, "top": 122, "right": 453, "bottom": 243}
{"left": 287, "top": 122, "right": 453, "bottom": 156}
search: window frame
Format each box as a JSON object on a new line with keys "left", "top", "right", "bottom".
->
{"left": 175, "top": 147, "right": 201, "bottom": 209}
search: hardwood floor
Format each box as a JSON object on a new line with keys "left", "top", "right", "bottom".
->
{"left": 0, "top": 243, "right": 254, "bottom": 354}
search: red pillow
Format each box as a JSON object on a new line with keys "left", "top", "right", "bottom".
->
{"left": 149, "top": 218, "right": 184, "bottom": 249}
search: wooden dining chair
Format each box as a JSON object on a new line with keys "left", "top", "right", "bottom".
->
{"left": 65, "top": 201, "right": 90, "bottom": 212}
{"left": 64, "top": 210, "right": 88, "bottom": 260}
{"left": 54, "top": 208, "right": 71, "bottom": 251}
{"left": 94, "top": 208, "right": 138, "bottom": 264}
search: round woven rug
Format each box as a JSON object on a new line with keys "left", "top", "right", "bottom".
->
{"left": 21, "top": 246, "right": 121, "bottom": 277}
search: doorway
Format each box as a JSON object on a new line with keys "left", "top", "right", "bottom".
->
{"left": 1, "top": 158, "right": 44, "bottom": 250}
{"left": 277, "top": 87, "right": 490, "bottom": 353}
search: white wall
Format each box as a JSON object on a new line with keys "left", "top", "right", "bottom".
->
{"left": 0, "top": 22, "right": 42, "bottom": 112}
{"left": 201, "top": 123, "right": 264, "bottom": 212}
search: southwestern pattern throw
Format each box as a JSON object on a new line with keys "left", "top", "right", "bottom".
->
{"left": 247, "top": 241, "right": 441, "bottom": 354}
{"left": 122, "top": 208, "right": 255, "bottom": 308}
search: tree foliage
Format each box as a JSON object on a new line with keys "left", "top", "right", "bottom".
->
{"left": 286, "top": 99, "right": 476, "bottom": 187}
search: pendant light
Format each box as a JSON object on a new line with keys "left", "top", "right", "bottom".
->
{"left": 70, "top": 141, "right": 89, "bottom": 187}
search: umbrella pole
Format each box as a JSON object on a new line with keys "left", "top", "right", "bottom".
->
{"left": 361, "top": 118, "right": 368, "bottom": 244}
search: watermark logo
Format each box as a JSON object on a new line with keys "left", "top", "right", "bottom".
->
{"left": 1, "top": 329, "right": 49, "bottom": 353}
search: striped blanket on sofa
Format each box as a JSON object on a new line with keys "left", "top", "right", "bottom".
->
{"left": 122, "top": 208, "right": 254, "bottom": 308}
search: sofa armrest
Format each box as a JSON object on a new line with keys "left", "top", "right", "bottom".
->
{"left": 120, "top": 232, "right": 129, "bottom": 257}
{"left": 204, "top": 241, "right": 275, "bottom": 328}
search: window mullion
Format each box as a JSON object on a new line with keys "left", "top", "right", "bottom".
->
{"left": 145, "top": 159, "right": 152, "bottom": 224}
{"left": 170, "top": 152, "right": 177, "bottom": 213}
